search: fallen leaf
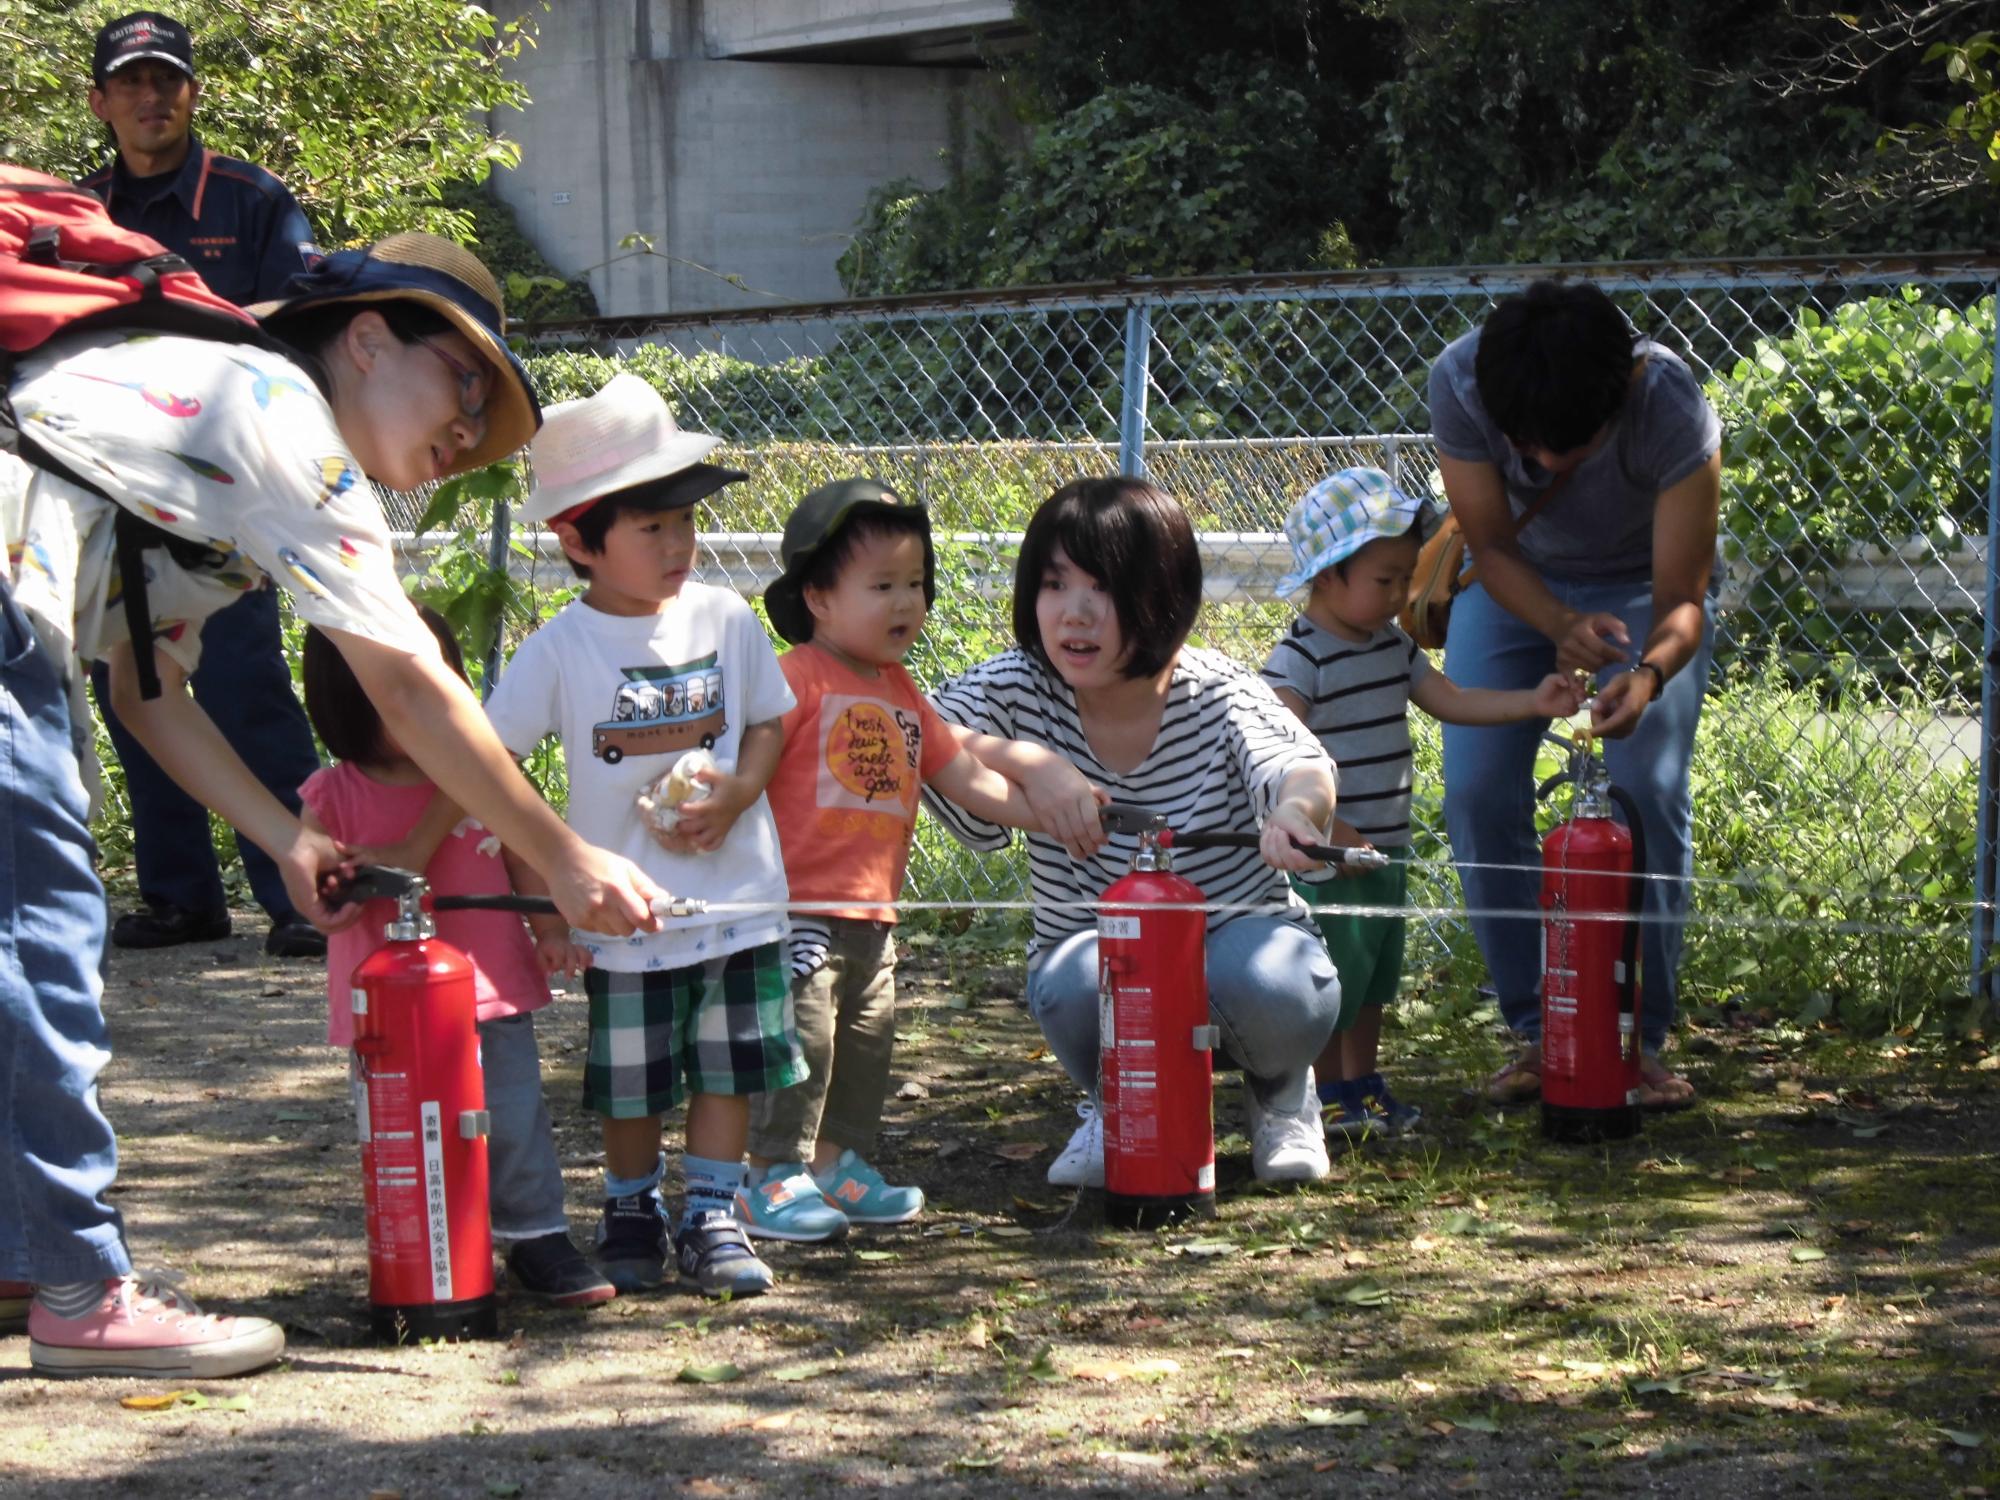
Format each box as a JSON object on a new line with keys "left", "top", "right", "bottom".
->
{"left": 984, "top": 1226, "right": 1033, "bottom": 1240}
{"left": 486, "top": 1484, "right": 522, "bottom": 1499}
{"left": 1340, "top": 1278, "right": 1392, "bottom": 1307}
{"left": 1371, "top": 1461, "right": 1402, "bottom": 1475}
{"left": 1301, "top": 1408, "right": 1369, "bottom": 1427}
{"left": 965, "top": 1317, "right": 989, "bottom": 1350}
{"left": 1101, "top": 1451, "right": 1167, "bottom": 1469}
{"left": 1071, "top": 1357, "right": 1180, "bottom": 1383}
{"left": 995, "top": 1142, "right": 1043, "bottom": 1161}
{"left": 683, "top": 1481, "right": 731, "bottom": 1498}
{"left": 895, "top": 1081, "right": 929, "bottom": 1100}
{"left": 120, "top": 1390, "right": 195, "bottom": 1411}
{"left": 1126, "top": 1315, "right": 1167, "bottom": 1332}
{"left": 1011, "top": 1196, "right": 1056, "bottom": 1213}
{"left": 853, "top": 1249, "right": 898, "bottom": 1262}
{"left": 1576, "top": 1430, "right": 1621, "bottom": 1449}
{"left": 771, "top": 1360, "right": 839, "bottom": 1382}
{"left": 1443, "top": 1211, "right": 1483, "bottom": 1236}
{"left": 951, "top": 1452, "right": 1004, "bottom": 1470}
{"left": 1408, "top": 1377, "right": 1440, "bottom": 1394}
{"left": 1170, "top": 1240, "right": 1237, "bottom": 1259}
{"left": 1791, "top": 1247, "right": 1828, "bottom": 1263}
{"left": 1314, "top": 1459, "right": 1341, "bottom": 1473}
{"left": 1941, "top": 1429, "right": 1987, "bottom": 1449}
{"left": 1455, "top": 1414, "right": 1501, "bottom": 1433}
{"left": 1427, "top": 1419, "right": 1456, "bottom": 1436}
{"left": 675, "top": 1362, "right": 742, "bottom": 1385}
{"left": 1410, "top": 1235, "right": 1441, "bottom": 1253}
{"left": 1216, "top": 1347, "right": 1258, "bottom": 1362}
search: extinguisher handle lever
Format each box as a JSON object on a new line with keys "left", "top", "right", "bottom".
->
{"left": 1174, "top": 827, "right": 1388, "bottom": 870}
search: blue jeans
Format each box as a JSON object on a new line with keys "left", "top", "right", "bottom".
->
{"left": 90, "top": 586, "right": 320, "bottom": 920}
{"left": 1441, "top": 577, "right": 1716, "bottom": 1052}
{"left": 478, "top": 1014, "right": 570, "bottom": 1241}
{"left": 1, "top": 579, "right": 132, "bottom": 1283}
{"left": 1026, "top": 915, "right": 1345, "bottom": 1117}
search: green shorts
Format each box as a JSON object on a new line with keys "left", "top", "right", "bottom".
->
{"left": 582, "top": 942, "right": 806, "bottom": 1118}
{"left": 1292, "top": 850, "right": 1410, "bottom": 1018}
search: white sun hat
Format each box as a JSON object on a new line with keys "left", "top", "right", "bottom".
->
{"left": 518, "top": 372, "right": 743, "bottom": 526}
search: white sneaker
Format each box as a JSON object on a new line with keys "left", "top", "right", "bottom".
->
{"left": 1047, "top": 1100, "right": 1105, "bottom": 1187}
{"left": 1248, "top": 1070, "right": 1331, "bottom": 1183}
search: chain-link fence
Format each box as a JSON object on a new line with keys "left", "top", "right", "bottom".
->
{"left": 457, "top": 255, "right": 1997, "bottom": 1016}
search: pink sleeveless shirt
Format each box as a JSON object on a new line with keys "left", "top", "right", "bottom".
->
{"left": 301, "top": 762, "right": 551, "bottom": 1047}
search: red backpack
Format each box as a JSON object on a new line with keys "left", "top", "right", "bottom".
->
{"left": 2, "top": 164, "right": 290, "bottom": 697}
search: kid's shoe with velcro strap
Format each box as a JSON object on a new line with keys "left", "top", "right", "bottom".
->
{"left": 595, "top": 1192, "right": 670, "bottom": 1294}
{"left": 28, "top": 1272, "right": 285, "bottom": 1379}
{"left": 507, "top": 1231, "right": 618, "bottom": 1306}
{"left": 737, "top": 1164, "right": 850, "bottom": 1243}
{"left": 677, "top": 1210, "right": 775, "bottom": 1299}
{"left": 1325, "top": 1073, "right": 1422, "bottom": 1139}
{"left": 813, "top": 1150, "right": 924, "bottom": 1225}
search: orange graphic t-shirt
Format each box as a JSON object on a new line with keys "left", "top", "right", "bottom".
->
{"left": 767, "top": 645, "right": 958, "bottom": 920}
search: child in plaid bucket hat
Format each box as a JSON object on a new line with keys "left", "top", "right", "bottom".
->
{"left": 1261, "top": 468, "right": 1583, "bottom": 1140}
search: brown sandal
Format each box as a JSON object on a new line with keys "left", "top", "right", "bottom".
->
{"left": 1483, "top": 1049, "right": 1543, "bottom": 1105}
{"left": 1636, "top": 1061, "right": 1697, "bottom": 1112}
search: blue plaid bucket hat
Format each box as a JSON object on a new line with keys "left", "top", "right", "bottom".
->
{"left": 1274, "top": 466, "right": 1437, "bottom": 594}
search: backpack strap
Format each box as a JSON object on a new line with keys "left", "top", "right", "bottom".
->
{"left": 113, "top": 507, "right": 163, "bottom": 700}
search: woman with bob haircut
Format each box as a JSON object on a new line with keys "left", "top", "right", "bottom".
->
{"left": 926, "top": 477, "right": 1349, "bottom": 1189}
{"left": 2, "top": 226, "right": 662, "bottom": 1379}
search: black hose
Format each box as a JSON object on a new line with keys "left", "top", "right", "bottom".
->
{"left": 1605, "top": 784, "right": 1648, "bottom": 1021}
{"left": 431, "top": 893, "right": 560, "bottom": 915}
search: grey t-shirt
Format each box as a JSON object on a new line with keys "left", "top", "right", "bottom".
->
{"left": 1428, "top": 331, "right": 1722, "bottom": 582}
{"left": 1260, "top": 618, "right": 1431, "bottom": 861}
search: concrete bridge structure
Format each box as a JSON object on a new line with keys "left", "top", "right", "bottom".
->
{"left": 491, "top": 1, "right": 1023, "bottom": 318}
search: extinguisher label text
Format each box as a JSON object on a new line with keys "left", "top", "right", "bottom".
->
{"left": 1098, "top": 916, "right": 1140, "bottom": 939}
{"left": 350, "top": 985, "right": 368, "bottom": 1015}
{"left": 420, "top": 1102, "right": 452, "bottom": 1301}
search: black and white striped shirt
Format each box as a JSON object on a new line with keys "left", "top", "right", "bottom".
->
{"left": 1261, "top": 618, "right": 1430, "bottom": 855}
{"left": 924, "top": 647, "right": 1335, "bottom": 960}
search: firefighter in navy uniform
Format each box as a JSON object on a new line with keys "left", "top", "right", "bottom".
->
{"left": 79, "top": 11, "right": 330, "bottom": 958}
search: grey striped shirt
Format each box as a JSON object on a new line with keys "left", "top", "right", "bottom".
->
{"left": 1261, "top": 618, "right": 1429, "bottom": 856}
{"left": 922, "top": 646, "right": 1333, "bottom": 962}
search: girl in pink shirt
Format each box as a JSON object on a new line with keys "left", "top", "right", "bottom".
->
{"left": 299, "top": 607, "right": 611, "bottom": 1307}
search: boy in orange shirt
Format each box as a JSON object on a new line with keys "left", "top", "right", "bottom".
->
{"left": 740, "top": 480, "right": 1064, "bottom": 1241}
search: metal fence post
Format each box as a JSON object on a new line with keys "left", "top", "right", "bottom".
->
{"left": 1975, "top": 289, "right": 2000, "bottom": 1000}
{"left": 1118, "top": 298, "right": 1152, "bottom": 478}
{"left": 481, "top": 496, "right": 512, "bottom": 702}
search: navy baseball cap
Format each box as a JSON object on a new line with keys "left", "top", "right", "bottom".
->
{"left": 93, "top": 12, "right": 196, "bottom": 84}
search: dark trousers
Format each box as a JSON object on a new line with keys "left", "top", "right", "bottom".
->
{"left": 89, "top": 587, "right": 321, "bottom": 921}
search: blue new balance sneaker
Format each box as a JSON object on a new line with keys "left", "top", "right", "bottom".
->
{"left": 813, "top": 1150, "right": 924, "bottom": 1225}
{"left": 737, "top": 1164, "right": 851, "bottom": 1243}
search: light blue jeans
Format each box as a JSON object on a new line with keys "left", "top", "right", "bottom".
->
{"left": 1, "top": 579, "right": 132, "bottom": 1284}
{"left": 1441, "top": 577, "right": 1716, "bottom": 1053}
{"left": 1025, "top": 914, "right": 1347, "bottom": 1117}
{"left": 478, "top": 1013, "right": 570, "bottom": 1241}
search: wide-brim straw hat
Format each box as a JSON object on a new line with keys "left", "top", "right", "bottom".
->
{"left": 252, "top": 232, "right": 540, "bottom": 475}
{"left": 518, "top": 372, "right": 741, "bottom": 526}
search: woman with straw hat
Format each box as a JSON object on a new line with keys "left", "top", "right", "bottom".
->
{"left": 0, "top": 231, "right": 664, "bottom": 1378}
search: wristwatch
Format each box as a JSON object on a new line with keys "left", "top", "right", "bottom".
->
{"left": 1632, "top": 659, "right": 1667, "bottom": 696}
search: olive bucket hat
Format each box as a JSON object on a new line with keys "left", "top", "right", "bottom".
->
{"left": 252, "top": 232, "right": 540, "bottom": 475}
{"left": 763, "top": 478, "right": 934, "bottom": 646}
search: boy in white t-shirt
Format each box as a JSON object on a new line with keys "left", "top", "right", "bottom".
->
{"left": 485, "top": 375, "right": 803, "bottom": 1299}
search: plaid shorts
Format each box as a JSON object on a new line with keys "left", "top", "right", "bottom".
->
{"left": 583, "top": 942, "right": 805, "bottom": 1118}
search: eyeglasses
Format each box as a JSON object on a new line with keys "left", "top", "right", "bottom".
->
{"left": 418, "top": 336, "right": 490, "bottom": 436}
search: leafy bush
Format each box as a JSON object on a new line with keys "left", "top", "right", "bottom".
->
{"left": 1706, "top": 290, "right": 1993, "bottom": 707}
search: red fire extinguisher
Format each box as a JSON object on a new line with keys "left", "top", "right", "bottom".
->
{"left": 1537, "top": 736, "right": 1647, "bottom": 1143}
{"left": 334, "top": 867, "right": 709, "bottom": 1341}
{"left": 1093, "top": 807, "right": 1386, "bottom": 1227}
{"left": 347, "top": 870, "right": 499, "bottom": 1343}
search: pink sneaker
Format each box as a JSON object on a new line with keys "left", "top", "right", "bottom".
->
{"left": 0, "top": 1280, "right": 29, "bottom": 1336}
{"left": 28, "top": 1272, "right": 286, "bottom": 1379}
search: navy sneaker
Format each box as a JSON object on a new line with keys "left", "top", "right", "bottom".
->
{"left": 676, "top": 1209, "right": 775, "bottom": 1299}
{"left": 508, "top": 1231, "right": 618, "bottom": 1307}
{"left": 595, "top": 1193, "right": 670, "bottom": 1293}
{"left": 1326, "top": 1073, "right": 1421, "bottom": 1139}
